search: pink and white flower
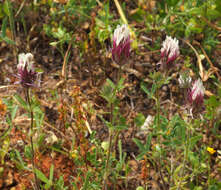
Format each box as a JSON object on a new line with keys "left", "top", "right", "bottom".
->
{"left": 112, "top": 24, "right": 131, "bottom": 64}
{"left": 188, "top": 79, "right": 205, "bottom": 106}
{"left": 17, "top": 53, "right": 37, "bottom": 88}
{"left": 160, "top": 36, "right": 179, "bottom": 67}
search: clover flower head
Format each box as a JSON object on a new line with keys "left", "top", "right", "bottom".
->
{"left": 17, "top": 53, "right": 37, "bottom": 88}
{"left": 188, "top": 79, "right": 205, "bottom": 106}
{"left": 112, "top": 24, "right": 131, "bottom": 64}
{"left": 160, "top": 36, "right": 179, "bottom": 67}
{"left": 178, "top": 72, "right": 192, "bottom": 88}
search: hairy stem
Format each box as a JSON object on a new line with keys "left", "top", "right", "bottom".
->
{"left": 156, "top": 87, "right": 167, "bottom": 190}
{"left": 103, "top": 102, "right": 114, "bottom": 190}
{"left": 25, "top": 88, "right": 40, "bottom": 190}
{"left": 178, "top": 123, "right": 190, "bottom": 190}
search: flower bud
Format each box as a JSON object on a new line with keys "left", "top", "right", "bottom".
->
{"left": 17, "top": 53, "right": 37, "bottom": 88}
{"left": 188, "top": 79, "right": 205, "bottom": 106}
{"left": 178, "top": 72, "right": 192, "bottom": 88}
{"left": 160, "top": 36, "right": 179, "bottom": 68}
{"left": 112, "top": 24, "right": 131, "bottom": 64}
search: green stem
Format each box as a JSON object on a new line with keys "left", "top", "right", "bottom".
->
{"left": 103, "top": 62, "right": 123, "bottom": 189}
{"left": 208, "top": 154, "right": 211, "bottom": 187}
{"left": 103, "top": 102, "right": 114, "bottom": 190}
{"left": 177, "top": 123, "right": 190, "bottom": 190}
{"left": 113, "top": 65, "right": 122, "bottom": 153}
{"left": 156, "top": 87, "right": 167, "bottom": 190}
{"left": 156, "top": 88, "right": 160, "bottom": 132}
{"left": 25, "top": 88, "right": 40, "bottom": 190}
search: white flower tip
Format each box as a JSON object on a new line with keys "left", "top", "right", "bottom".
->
{"left": 192, "top": 79, "right": 205, "bottom": 100}
{"left": 161, "top": 35, "right": 180, "bottom": 58}
{"left": 18, "top": 53, "right": 34, "bottom": 72}
{"left": 114, "top": 24, "right": 130, "bottom": 46}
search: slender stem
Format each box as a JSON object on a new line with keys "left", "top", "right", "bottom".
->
{"left": 103, "top": 102, "right": 114, "bottom": 190}
{"left": 177, "top": 123, "right": 190, "bottom": 190}
{"left": 117, "top": 65, "right": 122, "bottom": 83}
{"left": 207, "top": 154, "right": 211, "bottom": 187}
{"left": 156, "top": 88, "right": 160, "bottom": 132}
{"left": 113, "top": 65, "right": 122, "bottom": 154}
{"left": 25, "top": 88, "right": 40, "bottom": 190}
{"left": 103, "top": 62, "right": 123, "bottom": 189}
{"left": 103, "top": 130, "right": 113, "bottom": 190}
{"left": 156, "top": 87, "right": 167, "bottom": 190}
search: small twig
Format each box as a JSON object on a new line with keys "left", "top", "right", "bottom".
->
{"left": 0, "top": 85, "right": 17, "bottom": 98}
{"left": 111, "top": 62, "right": 151, "bottom": 82}
{"left": 96, "top": 0, "right": 103, "bottom": 7}
{"left": 137, "top": 49, "right": 160, "bottom": 55}
{"left": 15, "top": 0, "right": 27, "bottom": 18}
{"left": 182, "top": 39, "right": 204, "bottom": 80}
{"left": 193, "top": 40, "right": 221, "bottom": 81}
{"left": 200, "top": 16, "right": 221, "bottom": 32}
{"left": 62, "top": 34, "right": 75, "bottom": 79}
{"left": 113, "top": 0, "right": 128, "bottom": 25}
{"left": 44, "top": 121, "right": 70, "bottom": 142}
{"left": 0, "top": 85, "right": 17, "bottom": 90}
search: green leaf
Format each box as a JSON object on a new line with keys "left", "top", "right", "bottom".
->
{"left": 0, "top": 18, "right": 16, "bottom": 45}
{"left": 144, "top": 134, "right": 152, "bottom": 151}
{"left": 13, "top": 94, "right": 28, "bottom": 110}
{"left": 106, "top": 78, "right": 115, "bottom": 89}
{"left": 118, "top": 140, "right": 123, "bottom": 163}
{"left": 188, "top": 151, "right": 199, "bottom": 168}
{"left": 24, "top": 145, "right": 32, "bottom": 159}
{"left": 215, "top": 0, "right": 221, "bottom": 14}
{"left": 0, "top": 137, "right": 10, "bottom": 164}
{"left": 1, "top": 17, "right": 8, "bottom": 37}
{"left": 167, "top": 0, "right": 179, "bottom": 7}
{"left": 193, "top": 186, "right": 203, "bottom": 190}
{"left": 117, "top": 77, "right": 125, "bottom": 91}
{"left": 206, "top": 96, "right": 220, "bottom": 108}
{"left": 2, "top": 36, "right": 16, "bottom": 45}
{"left": 82, "top": 171, "right": 91, "bottom": 190}
{"left": 35, "top": 168, "right": 50, "bottom": 184}
{"left": 100, "top": 79, "right": 116, "bottom": 104}
{"left": 3, "top": 0, "right": 10, "bottom": 17}
{"left": 49, "top": 164, "right": 54, "bottom": 184}
{"left": 133, "top": 138, "right": 144, "bottom": 151}
{"left": 136, "top": 152, "right": 147, "bottom": 161}
{"left": 11, "top": 105, "right": 18, "bottom": 120}
{"left": 15, "top": 149, "right": 27, "bottom": 170}
{"left": 134, "top": 113, "right": 145, "bottom": 127}
{"left": 98, "top": 115, "right": 113, "bottom": 129}
{"left": 173, "top": 164, "right": 183, "bottom": 179}
{"left": 189, "top": 135, "right": 202, "bottom": 149}
{"left": 188, "top": 7, "right": 202, "bottom": 15}
{"left": 141, "top": 82, "right": 152, "bottom": 98}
